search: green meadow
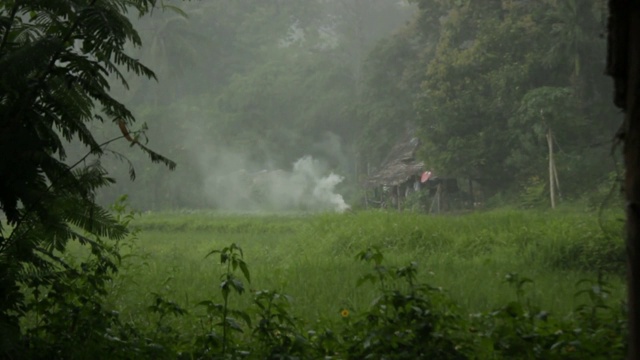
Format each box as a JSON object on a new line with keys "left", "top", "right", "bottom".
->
{"left": 94, "top": 208, "right": 626, "bottom": 333}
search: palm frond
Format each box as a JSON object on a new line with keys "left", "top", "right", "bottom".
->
{"left": 64, "top": 199, "right": 128, "bottom": 241}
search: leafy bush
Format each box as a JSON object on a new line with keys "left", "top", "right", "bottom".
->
{"left": 15, "top": 198, "right": 171, "bottom": 359}
{"left": 339, "top": 247, "right": 471, "bottom": 359}
{"left": 471, "top": 274, "right": 627, "bottom": 359}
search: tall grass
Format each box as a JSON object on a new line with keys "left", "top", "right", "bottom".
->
{"left": 90, "top": 208, "right": 625, "bottom": 334}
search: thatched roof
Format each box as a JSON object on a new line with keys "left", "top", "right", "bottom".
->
{"left": 366, "top": 136, "right": 425, "bottom": 188}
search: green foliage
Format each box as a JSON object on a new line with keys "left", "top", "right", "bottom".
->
{"left": 0, "top": 0, "right": 628, "bottom": 357}
{"left": 378, "top": 0, "right": 620, "bottom": 199}
{"left": 251, "top": 290, "right": 309, "bottom": 359}
{"left": 72, "top": 0, "right": 620, "bottom": 210}
{"left": 518, "top": 176, "right": 548, "bottom": 209}
{"left": 0, "top": 1, "right": 175, "bottom": 357}
{"left": 469, "top": 274, "right": 626, "bottom": 359}
{"left": 15, "top": 197, "right": 161, "bottom": 359}
{"left": 11, "top": 209, "right": 626, "bottom": 358}
{"left": 185, "top": 241, "right": 627, "bottom": 359}
{"left": 582, "top": 170, "right": 624, "bottom": 211}
{"left": 132, "top": 212, "right": 302, "bottom": 233}
{"left": 147, "top": 293, "right": 189, "bottom": 349}
{"left": 344, "top": 249, "right": 470, "bottom": 359}
{"left": 548, "top": 232, "right": 626, "bottom": 275}
{"left": 196, "top": 243, "right": 253, "bottom": 357}
{"left": 188, "top": 243, "right": 320, "bottom": 359}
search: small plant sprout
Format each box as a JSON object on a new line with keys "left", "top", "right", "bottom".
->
{"left": 201, "top": 243, "right": 252, "bottom": 356}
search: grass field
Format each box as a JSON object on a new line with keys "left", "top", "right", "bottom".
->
{"left": 91, "top": 207, "right": 626, "bottom": 335}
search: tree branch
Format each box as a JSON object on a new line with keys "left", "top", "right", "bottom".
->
{"left": 1, "top": 132, "right": 131, "bottom": 254}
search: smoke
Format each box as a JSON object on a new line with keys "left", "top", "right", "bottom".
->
{"left": 203, "top": 155, "right": 349, "bottom": 213}
{"left": 285, "top": 156, "right": 349, "bottom": 212}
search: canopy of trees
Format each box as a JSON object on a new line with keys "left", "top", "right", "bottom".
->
{"left": 85, "top": 0, "right": 620, "bottom": 210}
{"left": 0, "top": 0, "right": 631, "bottom": 357}
{"left": 361, "top": 0, "right": 618, "bottom": 201}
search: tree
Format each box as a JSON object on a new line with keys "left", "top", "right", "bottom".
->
{"left": 0, "top": 0, "right": 174, "bottom": 355}
{"left": 416, "top": 1, "right": 547, "bottom": 190}
{"left": 396, "top": 0, "right": 617, "bottom": 202}
{"left": 354, "top": 1, "right": 445, "bottom": 176}
{"left": 607, "top": 2, "right": 640, "bottom": 358}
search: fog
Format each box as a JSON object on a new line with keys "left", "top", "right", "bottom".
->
{"left": 84, "top": 0, "right": 619, "bottom": 212}
{"left": 86, "top": 0, "right": 416, "bottom": 212}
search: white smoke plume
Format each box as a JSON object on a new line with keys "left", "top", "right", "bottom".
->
{"left": 204, "top": 155, "right": 349, "bottom": 213}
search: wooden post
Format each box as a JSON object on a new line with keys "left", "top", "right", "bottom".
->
{"left": 468, "top": 178, "right": 475, "bottom": 209}
{"left": 546, "top": 129, "right": 556, "bottom": 209}
{"left": 396, "top": 185, "right": 401, "bottom": 211}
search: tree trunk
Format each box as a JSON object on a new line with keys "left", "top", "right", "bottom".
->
{"left": 607, "top": 1, "right": 639, "bottom": 358}
{"left": 623, "top": 19, "right": 640, "bottom": 360}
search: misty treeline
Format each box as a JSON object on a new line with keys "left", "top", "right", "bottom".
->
{"left": 87, "top": 0, "right": 618, "bottom": 210}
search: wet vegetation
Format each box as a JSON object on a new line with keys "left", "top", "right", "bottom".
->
{"left": 18, "top": 203, "right": 626, "bottom": 358}
{"left": 0, "top": 0, "right": 630, "bottom": 358}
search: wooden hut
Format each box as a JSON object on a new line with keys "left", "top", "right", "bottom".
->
{"left": 364, "top": 136, "right": 425, "bottom": 210}
{"left": 364, "top": 136, "right": 467, "bottom": 212}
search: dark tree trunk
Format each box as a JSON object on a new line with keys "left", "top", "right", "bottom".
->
{"left": 607, "top": 1, "right": 640, "bottom": 359}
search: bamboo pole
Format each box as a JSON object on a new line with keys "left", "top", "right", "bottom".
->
{"left": 468, "top": 178, "right": 475, "bottom": 209}
{"left": 552, "top": 157, "right": 561, "bottom": 200}
{"left": 547, "top": 129, "right": 556, "bottom": 209}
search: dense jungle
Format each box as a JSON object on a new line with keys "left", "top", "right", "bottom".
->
{"left": 0, "top": 0, "right": 635, "bottom": 359}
